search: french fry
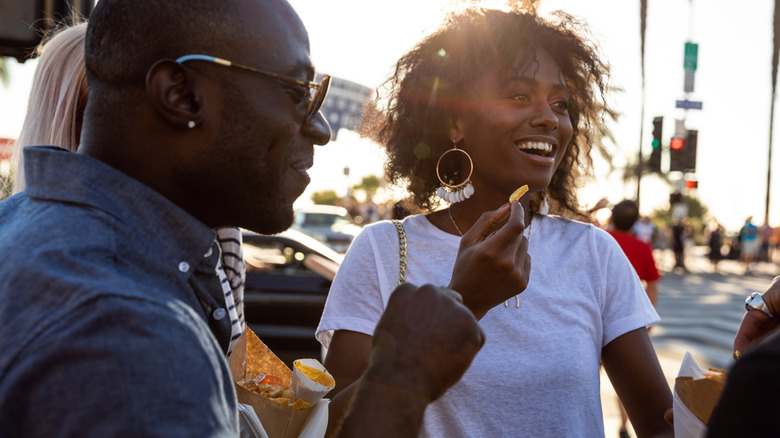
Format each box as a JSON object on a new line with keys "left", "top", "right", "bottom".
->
{"left": 509, "top": 185, "right": 529, "bottom": 203}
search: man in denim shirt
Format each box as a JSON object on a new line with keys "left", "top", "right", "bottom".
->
{"left": 0, "top": 0, "right": 332, "bottom": 435}
{"left": 0, "top": 0, "right": 485, "bottom": 436}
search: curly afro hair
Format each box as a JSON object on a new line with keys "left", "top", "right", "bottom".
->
{"left": 360, "top": 5, "right": 615, "bottom": 218}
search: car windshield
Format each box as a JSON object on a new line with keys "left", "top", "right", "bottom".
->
{"left": 279, "top": 228, "right": 345, "bottom": 263}
{"left": 241, "top": 228, "right": 344, "bottom": 263}
{"left": 302, "top": 213, "right": 351, "bottom": 228}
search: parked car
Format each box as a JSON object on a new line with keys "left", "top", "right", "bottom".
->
{"left": 292, "top": 205, "right": 362, "bottom": 253}
{"left": 241, "top": 228, "right": 343, "bottom": 366}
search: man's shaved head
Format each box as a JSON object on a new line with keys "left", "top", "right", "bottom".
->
{"left": 79, "top": 0, "right": 330, "bottom": 233}
{"left": 85, "top": 0, "right": 246, "bottom": 90}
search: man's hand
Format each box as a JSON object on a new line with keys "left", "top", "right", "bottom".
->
{"left": 734, "top": 276, "right": 780, "bottom": 358}
{"left": 448, "top": 202, "right": 532, "bottom": 318}
{"left": 364, "top": 283, "right": 485, "bottom": 402}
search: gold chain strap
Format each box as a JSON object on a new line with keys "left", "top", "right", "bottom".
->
{"left": 392, "top": 219, "right": 407, "bottom": 284}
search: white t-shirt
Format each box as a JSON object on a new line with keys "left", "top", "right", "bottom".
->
{"left": 317, "top": 213, "right": 659, "bottom": 438}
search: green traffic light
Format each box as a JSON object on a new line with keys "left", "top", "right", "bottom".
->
{"left": 651, "top": 139, "right": 660, "bottom": 148}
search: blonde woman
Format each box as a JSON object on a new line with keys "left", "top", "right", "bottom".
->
{"left": 12, "top": 22, "right": 88, "bottom": 194}
{"left": 10, "top": 21, "right": 247, "bottom": 357}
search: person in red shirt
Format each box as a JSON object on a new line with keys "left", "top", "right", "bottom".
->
{"left": 607, "top": 199, "right": 662, "bottom": 438}
{"left": 608, "top": 200, "right": 661, "bottom": 306}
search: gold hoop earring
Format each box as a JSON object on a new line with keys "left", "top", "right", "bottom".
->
{"left": 435, "top": 143, "right": 474, "bottom": 204}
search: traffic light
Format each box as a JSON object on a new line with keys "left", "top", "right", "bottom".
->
{"left": 684, "top": 129, "right": 698, "bottom": 171}
{"left": 648, "top": 117, "right": 663, "bottom": 172}
{"left": 0, "top": 1, "right": 93, "bottom": 63}
{"left": 669, "top": 137, "right": 686, "bottom": 172}
{"left": 669, "top": 130, "right": 698, "bottom": 172}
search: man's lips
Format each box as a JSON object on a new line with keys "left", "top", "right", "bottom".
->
{"left": 291, "top": 160, "right": 314, "bottom": 171}
{"left": 290, "top": 159, "right": 314, "bottom": 187}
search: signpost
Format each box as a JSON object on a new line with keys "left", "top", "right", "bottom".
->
{"left": 675, "top": 100, "right": 703, "bottom": 110}
{"left": 684, "top": 42, "right": 698, "bottom": 71}
{"left": 683, "top": 42, "right": 698, "bottom": 93}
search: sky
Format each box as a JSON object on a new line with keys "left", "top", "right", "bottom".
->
{"left": 0, "top": 0, "right": 777, "bottom": 232}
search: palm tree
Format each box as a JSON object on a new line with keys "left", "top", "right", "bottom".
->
{"left": 635, "top": 0, "right": 648, "bottom": 208}
{"left": 621, "top": 155, "right": 672, "bottom": 188}
{"left": 766, "top": 0, "right": 780, "bottom": 224}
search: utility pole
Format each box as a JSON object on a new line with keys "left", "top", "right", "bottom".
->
{"left": 670, "top": 0, "right": 701, "bottom": 219}
{"left": 635, "top": 0, "right": 647, "bottom": 209}
{"left": 766, "top": 0, "right": 780, "bottom": 225}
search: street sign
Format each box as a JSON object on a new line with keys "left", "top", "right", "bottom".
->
{"left": 675, "top": 119, "right": 686, "bottom": 137}
{"left": 675, "top": 99, "right": 703, "bottom": 110}
{"left": 684, "top": 70, "right": 695, "bottom": 93}
{"left": 684, "top": 42, "right": 698, "bottom": 71}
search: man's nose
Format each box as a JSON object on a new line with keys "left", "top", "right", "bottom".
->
{"left": 303, "top": 110, "right": 332, "bottom": 145}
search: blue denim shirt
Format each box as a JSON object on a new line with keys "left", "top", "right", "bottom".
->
{"left": 0, "top": 146, "right": 238, "bottom": 437}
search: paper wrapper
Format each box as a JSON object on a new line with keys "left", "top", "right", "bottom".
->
{"left": 673, "top": 352, "right": 727, "bottom": 438}
{"left": 230, "top": 328, "right": 318, "bottom": 438}
{"left": 292, "top": 359, "right": 335, "bottom": 405}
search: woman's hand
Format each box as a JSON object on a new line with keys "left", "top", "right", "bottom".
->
{"left": 448, "top": 201, "right": 531, "bottom": 319}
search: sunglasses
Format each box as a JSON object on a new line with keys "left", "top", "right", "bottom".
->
{"left": 176, "top": 54, "right": 330, "bottom": 123}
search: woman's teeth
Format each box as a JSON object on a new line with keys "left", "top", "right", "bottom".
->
{"left": 516, "top": 141, "right": 553, "bottom": 156}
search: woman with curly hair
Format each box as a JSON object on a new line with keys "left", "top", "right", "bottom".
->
{"left": 317, "top": 5, "right": 672, "bottom": 437}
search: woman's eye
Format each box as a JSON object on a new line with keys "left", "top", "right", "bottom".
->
{"left": 510, "top": 93, "right": 530, "bottom": 101}
{"left": 552, "top": 100, "right": 570, "bottom": 111}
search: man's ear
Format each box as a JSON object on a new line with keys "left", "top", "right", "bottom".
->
{"left": 145, "top": 60, "right": 204, "bottom": 129}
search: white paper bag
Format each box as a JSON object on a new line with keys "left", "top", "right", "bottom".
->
{"left": 673, "top": 352, "right": 711, "bottom": 438}
{"left": 239, "top": 403, "right": 270, "bottom": 438}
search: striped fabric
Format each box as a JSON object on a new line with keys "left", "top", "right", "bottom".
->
{"left": 216, "top": 227, "right": 245, "bottom": 356}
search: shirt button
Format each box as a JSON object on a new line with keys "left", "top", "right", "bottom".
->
{"left": 212, "top": 308, "right": 227, "bottom": 320}
{"left": 204, "top": 247, "right": 213, "bottom": 258}
{"left": 178, "top": 261, "right": 190, "bottom": 273}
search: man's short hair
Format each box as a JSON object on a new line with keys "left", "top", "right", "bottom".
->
{"left": 611, "top": 200, "right": 639, "bottom": 232}
{"left": 85, "top": 0, "right": 241, "bottom": 92}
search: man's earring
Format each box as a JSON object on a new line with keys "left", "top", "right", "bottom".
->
{"left": 187, "top": 120, "right": 197, "bottom": 129}
{"left": 435, "top": 142, "right": 474, "bottom": 204}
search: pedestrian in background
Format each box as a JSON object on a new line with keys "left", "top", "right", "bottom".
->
{"left": 609, "top": 200, "right": 661, "bottom": 306}
{"left": 772, "top": 225, "right": 780, "bottom": 264}
{"left": 759, "top": 220, "right": 774, "bottom": 263}
{"left": 607, "top": 200, "right": 662, "bottom": 438}
{"left": 318, "top": 5, "right": 673, "bottom": 437}
{"left": 633, "top": 215, "right": 656, "bottom": 246}
{"left": 705, "top": 218, "right": 724, "bottom": 273}
{"left": 672, "top": 217, "right": 690, "bottom": 272}
{"left": 739, "top": 216, "right": 759, "bottom": 274}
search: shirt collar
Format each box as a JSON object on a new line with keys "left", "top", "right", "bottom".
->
{"left": 23, "top": 146, "right": 216, "bottom": 268}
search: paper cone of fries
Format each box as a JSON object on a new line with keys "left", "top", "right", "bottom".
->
{"left": 673, "top": 352, "right": 727, "bottom": 438}
{"left": 230, "top": 328, "right": 331, "bottom": 438}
